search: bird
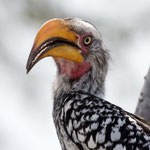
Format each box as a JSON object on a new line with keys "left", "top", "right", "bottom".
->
{"left": 26, "top": 18, "right": 150, "bottom": 150}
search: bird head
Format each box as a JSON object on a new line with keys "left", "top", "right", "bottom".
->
{"left": 26, "top": 18, "right": 109, "bottom": 80}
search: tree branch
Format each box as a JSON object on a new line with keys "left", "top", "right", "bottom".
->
{"left": 135, "top": 68, "right": 150, "bottom": 122}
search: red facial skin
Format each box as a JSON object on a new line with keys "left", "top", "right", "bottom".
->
{"left": 54, "top": 33, "right": 93, "bottom": 80}
{"left": 55, "top": 58, "right": 91, "bottom": 80}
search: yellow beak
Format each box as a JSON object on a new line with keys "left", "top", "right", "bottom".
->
{"left": 26, "top": 19, "right": 84, "bottom": 73}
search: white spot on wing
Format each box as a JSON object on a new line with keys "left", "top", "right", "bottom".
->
{"left": 129, "top": 131, "right": 134, "bottom": 136}
{"left": 79, "top": 128, "right": 84, "bottom": 134}
{"left": 91, "top": 114, "right": 99, "bottom": 121}
{"left": 96, "top": 128, "right": 106, "bottom": 143}
{"left": 85, "top": 126, "right": 91, "bottom": 132}
{"left": 91, "top": 122, "right": 99, "bottom": 130}
{"left": 81, "top": 108, "right": 88, "bottom": 113}
{"left": 117, "top": 118, "right": 125, "bottom": 127}
{"left": 105, "top": 141, "right": 112, "bottom": 147}
{"left": 67, "top": 119, "right": 72, "bottom": 135}
{"left": 128, "top": 137, "right": 136, "bottom": 143}
{"left": 127, "top": 125, "right": 133, "bottom": 130}
{"left": 73, "top": 120, "right": 80, "bottom": 129}
{"left": 110, "top": 127, "right": 121, "bottom": 142}
{"left": 71, "top": 110, "right": 75, "bottom": 119}
{"left": 77, "top": 132, "right": 86, "bottom": 142}
{"left": 113, "top": 144, "right": 124, "bottom": 150}
{"left": 72, "top": 130, "right": 78, "bottom": 142}
{"left": 105, "top": 118, "right": 112, "bottom": 124}
{"left": 64, "top": 100, "right": 72, "bottom": 112}
{"left": 88, "top": 135, "right": 97, "bottom": 149}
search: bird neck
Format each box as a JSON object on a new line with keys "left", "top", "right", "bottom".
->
{"left": 53, "top": 67, "right": 106, "bottom": 101}
{"left": 71, "top": 68, "right": 105, "bottom": 98}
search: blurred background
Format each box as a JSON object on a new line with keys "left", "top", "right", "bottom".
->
{"left": 0, "top": 0, "right": 150, "bottom": 149}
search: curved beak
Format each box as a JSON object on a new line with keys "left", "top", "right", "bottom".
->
{"left": 26, "top": 19, "right": 84, "bottom": 73}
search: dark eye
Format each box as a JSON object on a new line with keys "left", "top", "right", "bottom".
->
{"left": 83, "top": 36, "right": 92, "bottom": 45}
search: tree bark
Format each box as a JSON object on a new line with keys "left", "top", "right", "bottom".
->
{"left": 135, "top": 68, "right": 150, "bottom": 122}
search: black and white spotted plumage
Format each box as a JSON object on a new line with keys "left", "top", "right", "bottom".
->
{"left": 53, "top": 90, "right": 150, "bottom": 150}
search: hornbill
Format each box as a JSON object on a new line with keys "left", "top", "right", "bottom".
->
{"left": 26, "top": 18, "right": 150, "bottom": 150}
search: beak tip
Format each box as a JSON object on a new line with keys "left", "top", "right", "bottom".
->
{"left": 26, "top": 63, "right": 32, "bottom": 74}
{"left": 26, "top": 66, "right": 30, "bottom": 74}
{"left": 26, "top": 69, "right": 29, "bottom": 74}
{"left": 26, "top": 51, "right": 34, "bottom": 74}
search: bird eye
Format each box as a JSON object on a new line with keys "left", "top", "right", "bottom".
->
{"left": 83, "top": 36, "right": 92, "bottom": 45}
